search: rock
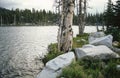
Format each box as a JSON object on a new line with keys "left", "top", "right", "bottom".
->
{"left": 76, "top": 40, "right": 80, "bottom": 42}
{"left": 89, "top": 32, "right": 105, "bottom": 43}
{"left": 82, "top": 44, "right": 95, "bottom": 48}
{"left": 112, "top": 47, "right": 120, "bottom": 53}
{"left": 113, "top": 41, "right": 119, "bottom": 47}
{"left": 76, "top": 39, "right": 86, "bottom": 43}
{"left": 37, "top": 52, "right": 75, "bottom": 78}
{"left": 37, "top": 67, "right": 62, "bottom": 78}
{"left": 117, "top": 65, "right": 120, "bottom": 70}
{"left": 89, "top": 35, "right": 113, "bottom": 48}
{"left": 75, "top": 45, "right": 119, "bottom": 59}
{"left": 81, "top": 39, "right": 86, "bottom": 42}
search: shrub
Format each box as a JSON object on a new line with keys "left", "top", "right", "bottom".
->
{"left": 58, "top": 61, "right": 87, "bottom": 78}
{"left": 105, "top": 27, "right": 120, "bottom": 42}
{"left": 103, "top": 59, "right": 120, "bottom": 78}
{"left": 42, "top": 43, "right": 63, "bottom": 64}
{"left": 59, "top": 57, "right": 120, "bottom": 78}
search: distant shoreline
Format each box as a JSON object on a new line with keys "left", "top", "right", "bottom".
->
{"left": 0, "top": 25, "right": 103, "bottom": 27}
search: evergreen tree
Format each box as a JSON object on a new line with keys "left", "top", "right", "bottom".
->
{"left": 114, "top": 0, "right": 120, "bottom": 29}
{"left": 105, "top": 0, "right": 120, "bottom": 41}
{"left": 104, "top": 0, "right": 114, "bottom": 30}
{"left": 0, "top": 7, "right": 58, "bottom": 26}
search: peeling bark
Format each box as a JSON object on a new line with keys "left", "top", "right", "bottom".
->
{"left": 58, "top": 0, "right": 75, "bottom": 52}
{"left": 79, "top": 0, "right": 87, "bottom": 35}
{"left": 79, "top": 0, "right": 83, "bottom": 34}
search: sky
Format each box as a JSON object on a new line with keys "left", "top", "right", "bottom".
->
{"left": 0, "top": 0, "right": 117, "bottom": 13}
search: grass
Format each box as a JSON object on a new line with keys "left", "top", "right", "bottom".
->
{"left": 58, "top": 57, "right": 120, "bottom": 78}
{"left": 58, "top": 33, "right": 120, "bottom": 78}
{"left": 43, "top": 33, "right": 120, "bottom": 78}
{"left": 42, "top": 43, "right": 64, "bottom": 64}
{"left": 73, "top": 33, "right": 89, "bottom": 48}
{"left": 43, "top": 33, "right": 89, "bottom": 64}
{"left": 58, "top": 61, "right": 87, "bottom": 78}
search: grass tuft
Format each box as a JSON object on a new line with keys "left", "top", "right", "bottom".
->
{"left": 42, "top": 43, "right": 64, "bottom": 64}
{"left": 73, "top": 33, "right": 89, "bottom": 48}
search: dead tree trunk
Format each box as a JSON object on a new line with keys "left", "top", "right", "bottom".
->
{"left": 58, "top": 0, "right": 75, "bottom": 52}
{"left": 79, "top": 0, "right": 83, "bottom": 35}
{"left": 1, "top": 16, "right": 2, "bottom": 26}
{"left": 78, "top": 0, "right": 87, "bottom": 35}
{"left": 83, "top": 0, "right": 86, "bottom": 32}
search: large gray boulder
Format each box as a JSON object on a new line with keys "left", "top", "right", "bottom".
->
{"left": 89, "top": 32, "right": 105, "bottom": 43}
{"left": 37, "top": 52, "right": 75, "bottom": 78}
{"left": 89, "top": 35, "right": 113, "bottom": 48}
{"left": 75, "top": 45, "right": 119, "bottom": 59}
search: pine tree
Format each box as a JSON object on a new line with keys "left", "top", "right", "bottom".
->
{"left": 104, "top": 0, "right": 114, "bottom": 30}
{"left": 114, "top": 0, "right": 120, "bottom": 29}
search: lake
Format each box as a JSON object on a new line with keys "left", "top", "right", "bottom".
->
{"left": 0, "top": 26, "right": 101, "bottom": 78}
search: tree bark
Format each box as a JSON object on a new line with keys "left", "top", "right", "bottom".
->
{"left": 83, "top": 0, "right": 86, "bottom": 32}
{"left": 79, "top": 0, "right": 83, "bottom": 35}
{"left": 58, "top": 0, "right": 75, "bottom": 52}
{"left": 79, "top": 0, "right": 87, "bottom": 35}
{"left": 1, "top": 16, "right": 2, "bottom": 26}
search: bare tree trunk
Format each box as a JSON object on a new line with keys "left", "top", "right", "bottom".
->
{"left": 57, "top": 0, "right": 65, "bottom": 52}
{"left": 96, "top": 23, "right": 99, "bottom": 32}
{"left": 83, "top": 0, "right": 86, "bottom": 32}
{"left": 58, "top": 0, "right": 75, "bottom": 52}
{"left": 102, "top": 22, "right": 105, "bottom": 31}
{"left": 78, "top": 0, "right": 87, "bottom": 35}
{"left": 79, "top": 0, "right": 83, "bottom": 35}
{"left": 1, "top": 16, "right": 2, "bottom": 26}
{"left": 14, "top": 15, "right": 16, "bottom": 25}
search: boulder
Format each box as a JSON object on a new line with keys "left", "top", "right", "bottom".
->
{"left": 112, "top": 47, "right": 120, "bottom": 53}
{"left": 89, "top": 32, "right": 105, "bottom": 43}
{"left": 37, "top": 52, "right": 75, "bottom": 78}
{"left": 75, "top": 45, "right": 119, "bottom": 59}
{"left": 117, "top": 65, "right": 120, "bottom": 70}
{"left": 113, "top": 41, "right": 119, "bottom": 47}
{"left": 89, "top": 35, "right": 113, "bottom": 48}
{"left": 36, "top": 67, "right": 62, "bottom": 78}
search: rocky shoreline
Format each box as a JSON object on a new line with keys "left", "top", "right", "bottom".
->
{"left": 37, "top": 32, "right": 120, "bottom": 78}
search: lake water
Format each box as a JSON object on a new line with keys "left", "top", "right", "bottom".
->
{"left": 0, "top": 26, "right": 101, "bottom": 78}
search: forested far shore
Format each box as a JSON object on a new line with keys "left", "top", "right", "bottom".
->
{"left": 0, "top": 7, "right": 104, "bottom": 26}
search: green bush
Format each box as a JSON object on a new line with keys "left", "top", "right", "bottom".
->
{"left": 58, "top": 57, "right": 120, "bottom": 78}
{"left": 42, "top": 43, "right": 63, "bottom": 64}
{"left": 103, "top": 59, "right": 120, "bottom": 78}
{"left": 44, "top": 33, "right": 120, "bottom": 78}
{"left": 58, "top": 61, "right": 87, "bottom": 78}
{"left": 105, "top": 27, "right": 120, "bottom": 42}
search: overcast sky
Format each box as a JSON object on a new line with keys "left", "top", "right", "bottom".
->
{"left": 0, "top": 0, "right": 117, "bottom": 13}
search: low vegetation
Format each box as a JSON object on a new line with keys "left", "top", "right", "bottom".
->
{"left": 43, "top": 33, "right": 120, "bottom": 78}
{"left": 42, "top": 33, "right": 89, "bottom": 64}
{"left": 105, "top": 27, "right": 120, "bottom": 42}
{"left": 73, "top": 33, "right": 89, "bottom": 48}
{"left": 58, "top": 57, "right": 120, "bottom": 78}
{"left": 42, "top": 43, "right": 63, "bottom": 64}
